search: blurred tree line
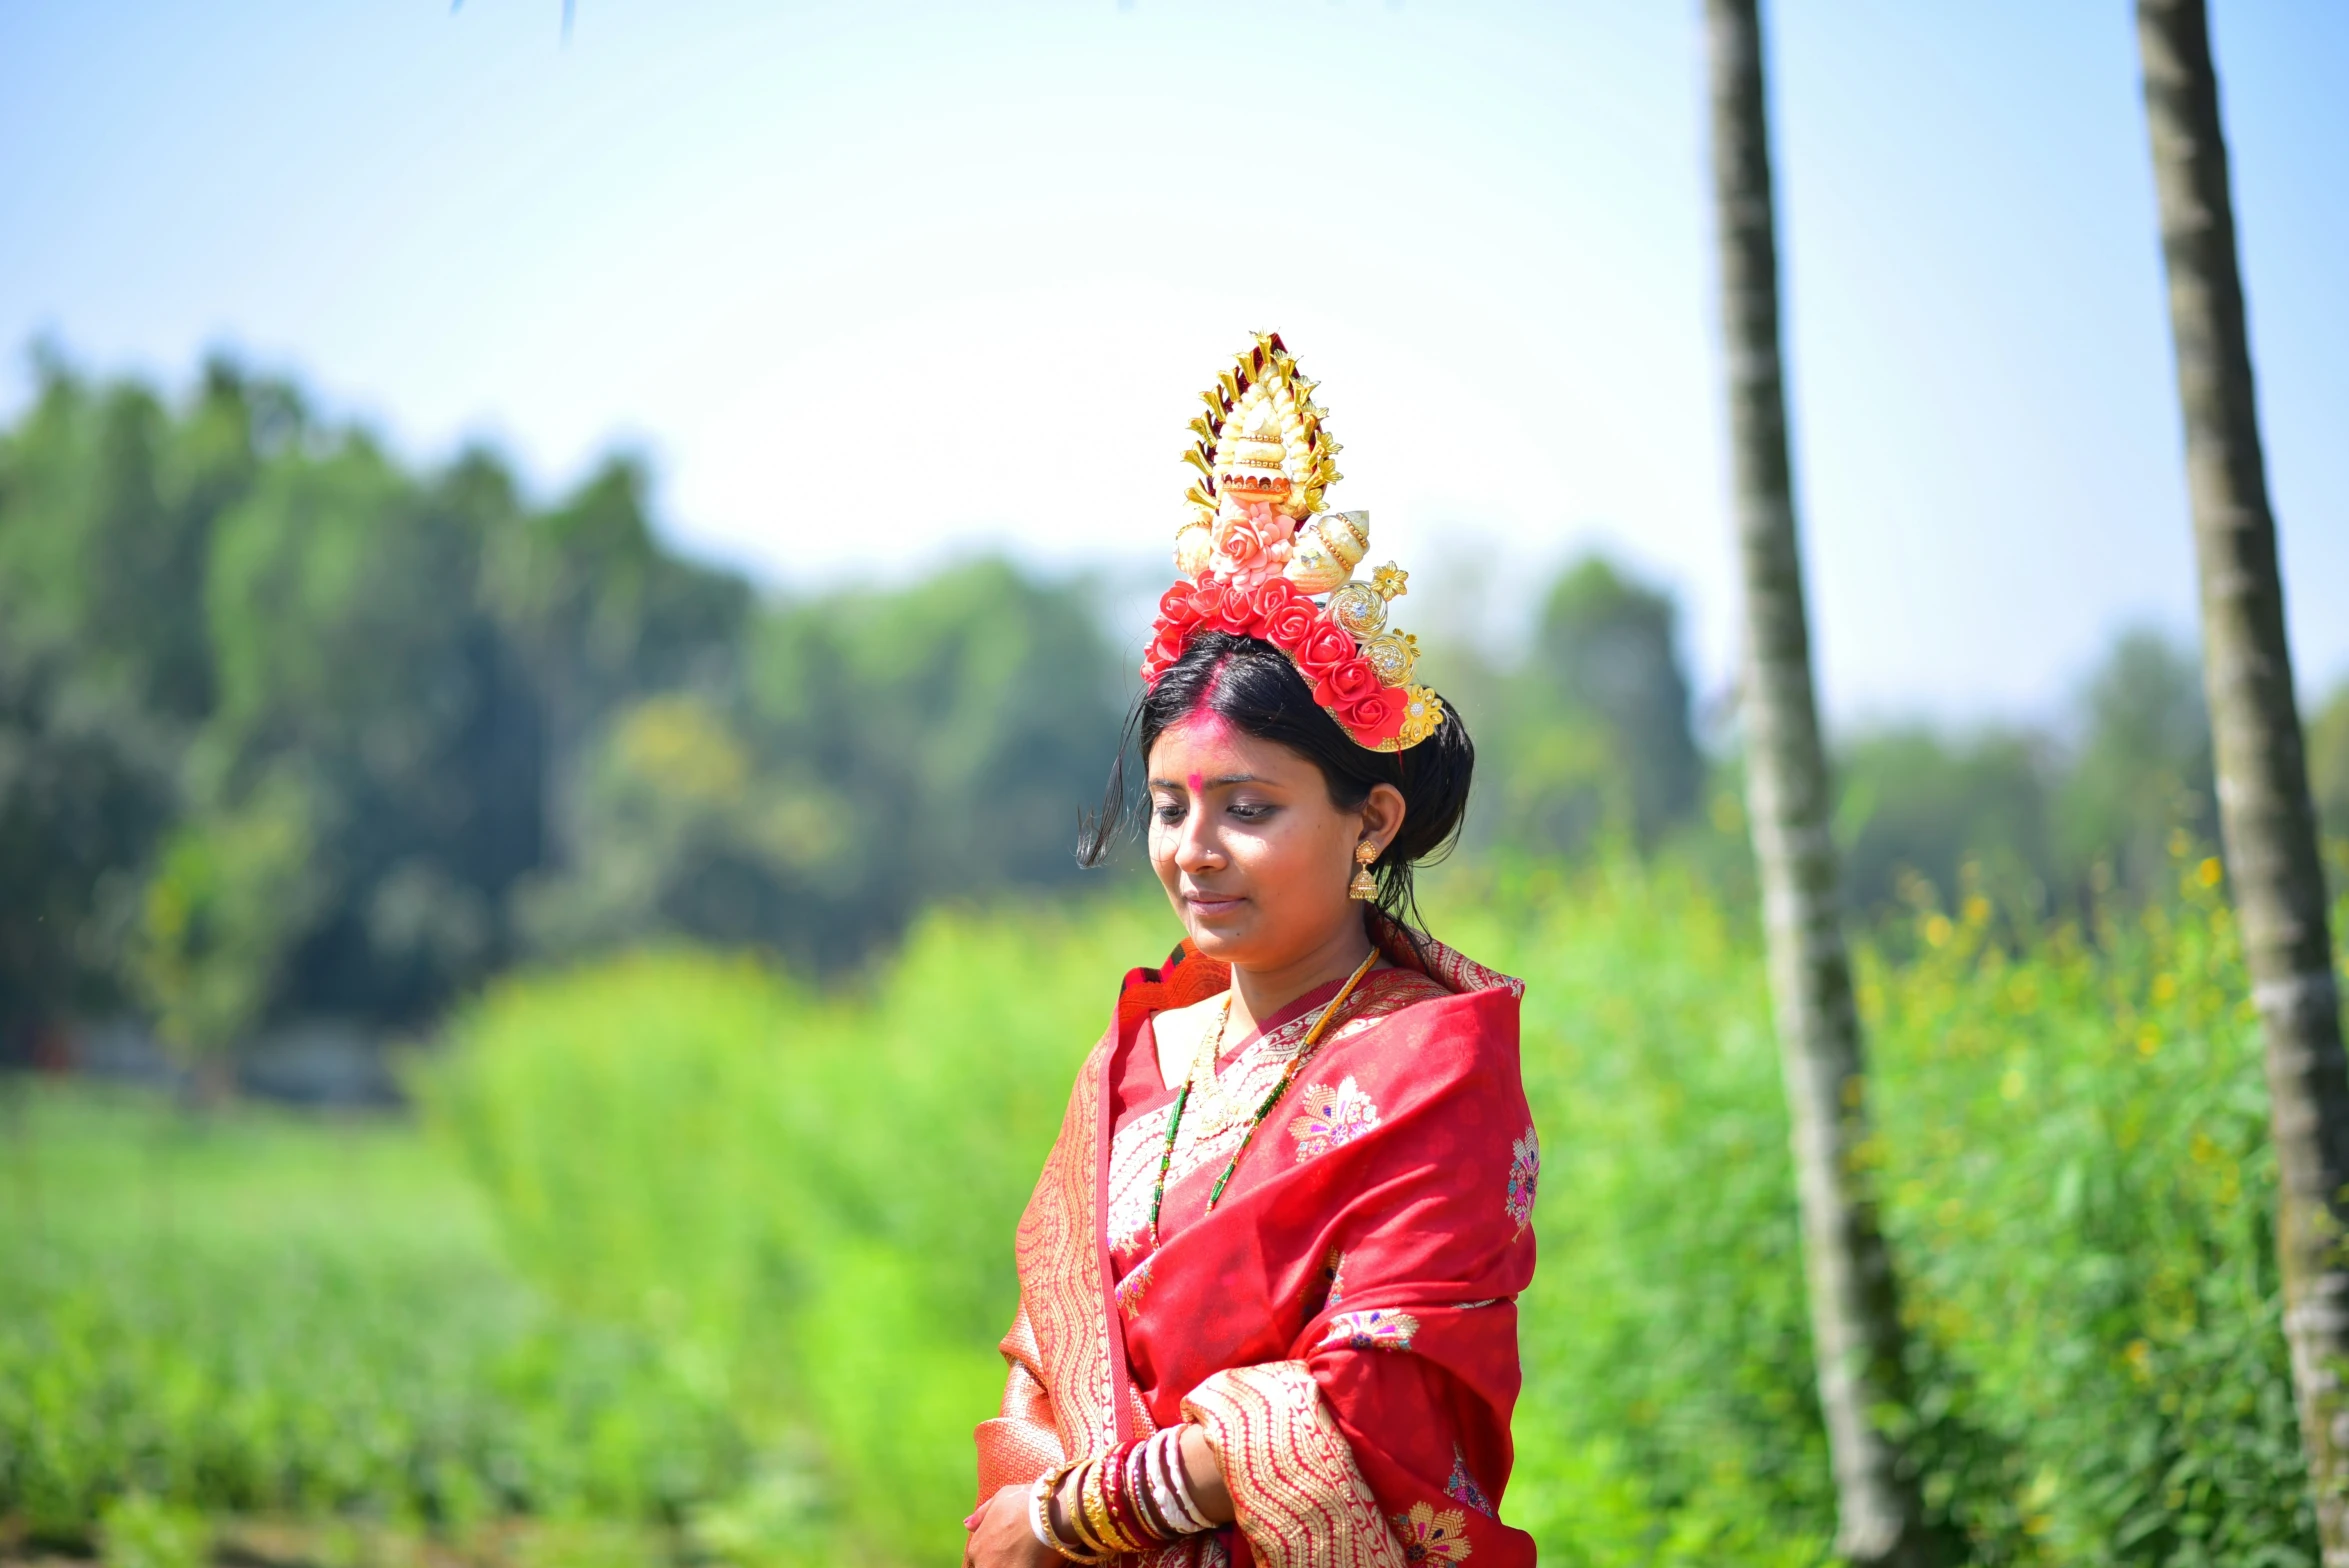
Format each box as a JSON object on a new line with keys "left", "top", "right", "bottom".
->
{"left": 1436, "top": 559, "right": 2349, "bottom": 916}
{"left": 4, "top": 353, "right": 2345, "bottom": 1071}
{"left": 0, "top": 354, "right": 1124, "bottom": 1077}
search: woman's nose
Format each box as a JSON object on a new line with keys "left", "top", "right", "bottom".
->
{"left": 1176, "top": 810, "right": 1224, "bottom": 871}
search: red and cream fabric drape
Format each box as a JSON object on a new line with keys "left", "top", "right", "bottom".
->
{"left": 974, "top": 922, "right": 1539, "bottom": 1568}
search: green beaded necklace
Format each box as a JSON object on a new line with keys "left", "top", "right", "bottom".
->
{"left": 1145, "top": 947, "right": 1381, "bottom": 1253}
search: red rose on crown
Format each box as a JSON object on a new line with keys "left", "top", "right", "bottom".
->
{"left": 1261, "top": 595, "right": 1319, "bottom": 653}
{"left": 1324, "top": 657, "right": 1381, "bottom": 706}
{"left": 1181, "top": 580, "right": 1229, "bottom": 629}
{"left": 1144, "top": 627, "right": 1188, "bottom": 673}
{"left": 1245, "top": 579, "right": 1301, "bottom": 626}
{"left": 1346, "top": 691, "right": 1408, "bottom": 746}
{"left": 1296, "top": 621, "right": 1358, "bottom": 679}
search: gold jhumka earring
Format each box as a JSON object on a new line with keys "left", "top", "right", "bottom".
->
{"left": 1349, "top": 841, "right": 1380, "bottom": 900}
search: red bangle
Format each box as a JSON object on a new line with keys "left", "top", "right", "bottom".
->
{"left": 1099, "top": 1438, "right": 1152, "bottom": 1550}
{"left": 1127, "top": 1438, "right": 1172, "bottom": 1541}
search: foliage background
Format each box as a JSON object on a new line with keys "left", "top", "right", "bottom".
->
{"left": 5, "top": 360, "right": 2349, "bottom": 1566}
{"left": 6, "top": 860, "right": 2332, "bottom": 1567}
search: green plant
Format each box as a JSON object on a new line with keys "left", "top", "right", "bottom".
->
{"left": 97, "top": 1493, "right": 210, "bottom": 1568}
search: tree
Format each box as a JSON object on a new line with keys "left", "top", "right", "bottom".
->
{"left": 2138, "top": 0, "right": 2349, "bottom": 1552}
{"left": 1702, "top": 1, "right": 1937, "bottom": 1561}
{"left": 196, "top": 435, "right": 526, "bottom": 1024}
{"left": 0, "top": 637, "right": 172, "bottom": 1053}
{"left": 1532, "top": 556, "right": 1704, "bottom": 845}
{"left": 2057, "top": 628, "right": 2217, "bottom": 895}
{"left": 1836, "top": 725, "right": 2054, "bottom": 916}
{"left": 0, "top": 353, "right": 259, "bottom": 1048}
{"left": 736, "top": 557, "right": 1126, "bottom": 968}
{"left": 131, "top": 773, "right": 324, "bottom": 1094}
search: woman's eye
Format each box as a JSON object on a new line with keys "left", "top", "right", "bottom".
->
{"left": 1153, "top": 800, "right": 1186, "bottom": 824}
{"left": 1227, "top": 801, "right": 1274, "bottom": 821}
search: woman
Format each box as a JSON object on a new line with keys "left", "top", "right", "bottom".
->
{"left": 964, "top": 335, "right": 1538, "bottom": 1568}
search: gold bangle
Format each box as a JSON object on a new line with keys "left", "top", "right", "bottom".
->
{"left": 1062, "top": 1460, "right": 1112, "bottom": 1558}
{"left": 1082, "top": 1455, "right": 1134, "bottom": 1555}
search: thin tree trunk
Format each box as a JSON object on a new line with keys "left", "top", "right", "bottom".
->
{"left": 1702, "top": 2, "right": 1936, "bottom": 1562}
{"left": 2138, "top": 3, "right": 2349, "bottom": 1557}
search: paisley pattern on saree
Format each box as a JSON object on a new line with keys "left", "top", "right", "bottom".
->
{"left": 1289, "top": 1076, "right": 1381, "bottom": 1161}
{"left": 1104, "top": 972, "right": 1444, "bottom": 1252}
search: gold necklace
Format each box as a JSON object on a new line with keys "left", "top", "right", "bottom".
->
{"left": 1185, "top": 995, "right": 1237, "bottom": 1132}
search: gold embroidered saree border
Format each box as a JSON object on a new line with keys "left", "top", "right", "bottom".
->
{"left": 1183, "top": 1361, "right": 1409, "bottom": 1568}
{"left": 1014, "top": 1031, "right": 1124, "bottom": 1459}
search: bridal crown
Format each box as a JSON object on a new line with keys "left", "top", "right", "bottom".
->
{"left": 1142, "top": 332, "right": 1445, "bottom": 753}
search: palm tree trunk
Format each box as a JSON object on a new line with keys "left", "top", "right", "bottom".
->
{"left": 2138, "top": 3, "right": 2349, "bottom": 1557}
{"left": 1702, "top": 2, "right": 1936, "bottom": 1562}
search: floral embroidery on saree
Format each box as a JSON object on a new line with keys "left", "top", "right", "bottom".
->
{"left": 1117, "top": 1256, "right": 1154, "bottom": 1320}
{"left": 1392, "top": 1502, "right": 1474, "bottom": 1564}
{"left": 1504, "top": 1128, "right": 1539, "bottom": 1236}
{"left": 1443, "top": 1446, "right": 1495, "bottom": 1517}
{"left": 1289, "top": 1075, "right": 1381, "bottom": 1160}
{"left": 1324, "top": 1246, "right": 1348, "bottom": 1307}
{"left": 1323, "top": 1308, "right": 1419, "bottom": 1351}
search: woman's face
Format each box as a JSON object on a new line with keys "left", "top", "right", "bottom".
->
{"left": 1145, "top": 710, "right": 1403, "bottom": 973}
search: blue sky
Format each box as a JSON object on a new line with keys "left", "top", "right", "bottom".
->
{"left": 3, "top": 1, "right": 2341, "bottom": 727}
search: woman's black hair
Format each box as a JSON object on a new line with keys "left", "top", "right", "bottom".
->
{"left": 1076, "top": 631, "right": 1475, "bottom": 940}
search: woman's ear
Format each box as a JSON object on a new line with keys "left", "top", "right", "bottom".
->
{"left": 1360, "top": 782, "right": 1407, "bottom": 857}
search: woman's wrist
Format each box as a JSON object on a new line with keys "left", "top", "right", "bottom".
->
{"left": 1176, "top": 1426, "right": 1235, "bottom": 1527}
{"left": 1041, "top": 1426, "right": 1231, "bottom": 1556}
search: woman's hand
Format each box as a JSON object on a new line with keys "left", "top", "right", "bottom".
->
{"left": 964, "top": 1483, "right": 1058, "bottom": 1568}
{"left": 964, "top": 1428, "right": 1236, "bottom": 1568}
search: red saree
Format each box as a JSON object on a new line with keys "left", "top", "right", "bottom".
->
{"left": 973, "top": 921, "right": 1539, "bottom": 1568}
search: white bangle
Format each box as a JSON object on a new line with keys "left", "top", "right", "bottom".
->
{"left": 1152, "top": 1426, "right": 1212, "bottom": 1534}
{"left": 1029, "top": 1478, "right": 1055, "bottom": 1551}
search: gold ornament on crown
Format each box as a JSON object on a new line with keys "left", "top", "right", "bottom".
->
{"left": 1149, "top": 332, "right": 1446, "bottom": 754}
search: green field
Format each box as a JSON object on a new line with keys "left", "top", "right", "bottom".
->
{"left": 1, "top": 859, "right": 2329, "bottom": 1567}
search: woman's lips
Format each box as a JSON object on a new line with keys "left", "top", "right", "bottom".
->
{"left": 1184, "top": 891, "right": 1245, "bottom": 915}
